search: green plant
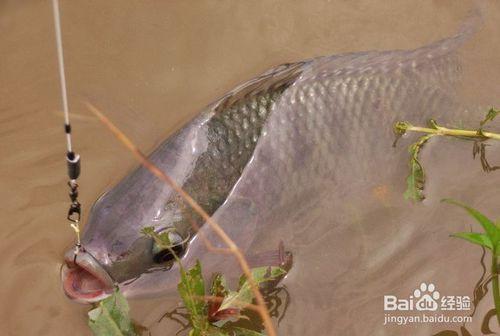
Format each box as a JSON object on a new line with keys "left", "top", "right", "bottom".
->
{"left": 394, "top": 108, "right": 500, "bottom": 201}
{"left": 401, "top": 132, "right": 435, "bottom": 201}
{"left": 88, "top": 228, "right": 286, "bottom": 336}
{"left": 88, "top": 289, "right": 138, "bottom": 336}
{"left": 145, "top": 227, "right": 287, "bottom": 336}
{"left": 179, "top": 261, "right": 286, "bottom": 336}
{"left": 444, "top": 199, "right": 500, "bottom": 325}
{"left": 88, "top": 264, "right": 285, "bottom": 336}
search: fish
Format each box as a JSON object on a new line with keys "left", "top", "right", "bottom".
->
{"left": 61, "top": 15, "right": 478, "bottom": 303}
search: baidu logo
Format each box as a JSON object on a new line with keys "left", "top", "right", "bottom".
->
{"left": 413, "top": 283, "right": 440, "bottom": 311}
{"left": 384, "top": 282, "right": 470, "bottom": 312}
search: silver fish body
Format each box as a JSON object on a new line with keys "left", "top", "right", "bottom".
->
{"left": 62, "top": 19, "right": 476, "bottom": 303}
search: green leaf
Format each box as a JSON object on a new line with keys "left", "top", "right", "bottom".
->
{"left": 239, "top": 266, "right": 287, "bottom": 288}
{"left": 451, "top": 232, "right": 493, "bottom": 250}
{"left": 140, "top": 226, "right": 155, "bottom": 236}
{"left": 141, "top": 226, "right": 173, "bottom": 249}
{"left": 206, "top": 326, "right": 231, "bottom": 336}
{"left": 428, "top": 119, "right": 439, "bottom": 129}
{"left": 480, "top": 107, "right": 500, "bottom": 127}
{"left": 178, "top": 261, "right": 208, "bottom": 333}
{"left": 229, "top": 327, "right": 266, "bottom": 336}
{"left": 404, "top": 134, "right": 435, "bottom": 201}
{"left": 88, "top": 289, "right": 138, "bottom": 336}
{"left": 443, "top": 199, "right": 499, "bottom": 244}
{"left": 393, "top": 121, "right": 412, "bottom": 147}
{"left": 210, "top": 273, "right": 228, "bottom": 297}
{"left": 393, "top": 121, "right": 412, "bottom": 135}
{"left": 219, "top": 267, "right": 286, "bottom": 312}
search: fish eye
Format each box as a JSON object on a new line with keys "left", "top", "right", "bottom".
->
{"left": 153, "top": 243, "right": 184, "bottom": 264}
{"left": 151, "top": 230, "right": 187, "bottom": 264}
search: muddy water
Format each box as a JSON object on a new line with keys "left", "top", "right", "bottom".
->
{"left": 1, "top": 1, "right": 500, "bottom": 335}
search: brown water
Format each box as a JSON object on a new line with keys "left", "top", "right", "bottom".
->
{"left": 1, "top": 1, "right": 500, "bottom": 335}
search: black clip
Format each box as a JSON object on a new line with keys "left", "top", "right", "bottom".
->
{"left": 68, "top": 201, "right": 81, "bottom": 223}
{"left": 67, "top": 181, "right": 81, "bottom": 222}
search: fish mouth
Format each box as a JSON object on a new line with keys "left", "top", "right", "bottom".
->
{"left": 61, "top": 249, "right": 115, "bottom": 304}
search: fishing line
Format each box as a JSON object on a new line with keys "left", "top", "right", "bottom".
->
{"left": 52, "top": 0, "right": 82, "bottom": 255}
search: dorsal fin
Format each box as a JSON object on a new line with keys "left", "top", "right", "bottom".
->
{"left": 212, "top": 61, "right": 307, "bottom": 114}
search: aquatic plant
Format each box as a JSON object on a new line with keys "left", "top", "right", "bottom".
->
{"left": 143, "top": 227, "right": 287, "bottom": 335}
{"left": 88, "top": 290, "right": 138, "bottom": 336}
{"left": 444, "top": 199, "right": 500, "bottom": 325}
{"left": 394, "top": 107, "right": 500, "bottom": 201}
{"left": 394, "top": 108, "right": 500, "bottom": 325}
{"left": 179, "top": 263, "right": 285, "bottom": 335}
{"left": 87, "top": 260, "right": 285, "bottom": 335}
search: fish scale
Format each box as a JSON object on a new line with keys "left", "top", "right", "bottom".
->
{"left": 233, "top": 45, "right": 466, "bottom": 214}
{"left": 170, "top": 80, "right": 295, "bottom": 237}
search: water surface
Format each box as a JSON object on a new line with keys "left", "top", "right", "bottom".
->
{"left": 1, "top": 1, "right": 500, "bottom": 335}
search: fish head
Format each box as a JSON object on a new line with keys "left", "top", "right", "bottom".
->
{"left": 61, "top": 174, "right": 264, "bottom": 303}
{"left": 61, "top": 115, "right": 213, "bottom": 303}
{"left": 60, "top": 180, "right": 192, "bottom": 303}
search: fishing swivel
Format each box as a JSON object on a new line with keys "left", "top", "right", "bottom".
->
{"left": 66, "top": 149, "right": 82, "bottom": 255}
{"left": 66, "top": 150, "right": 82, "bottom": 255}
{"left": 67, "top": 151, "right": 81, "bottom": 222}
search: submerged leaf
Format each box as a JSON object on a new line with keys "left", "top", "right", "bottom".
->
{"left": 451, "top": 232, "right": 493, "bottom": 250}
{"left": 472, "top": 142, "right": 500, "bottom": 173}
{"left": 88, "top": 289, "right": 138, "bottom": 336}
{"left": 219, "top": 267, "right": 286, "bottom": 312}
{"left": 239, "top": 266, "right": 287, "bottom": 289}
{"left": 404, "top": 134, "right": 436, "bottom": 201}
{"left": 178, "top": 261, "right": 208, "bottom": 333}
{"left": 443, "top": 199, "right": 500, "bottom": 245}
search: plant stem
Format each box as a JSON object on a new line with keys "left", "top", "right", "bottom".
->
{"left": 492, "top": 250, "right": 500, "bottom": 326}
{"left": 404, "top": 125, "right": 500, "bottom": 140}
